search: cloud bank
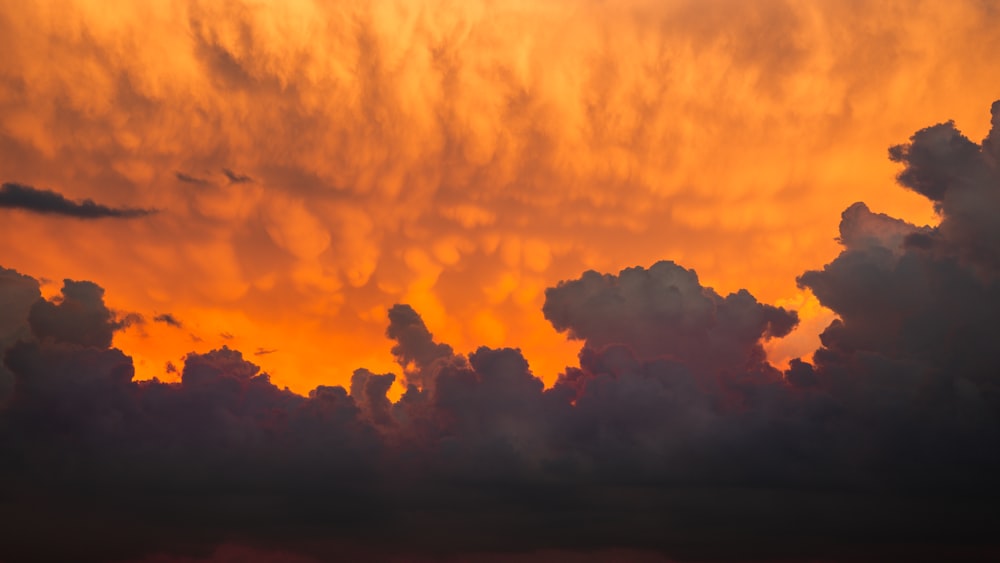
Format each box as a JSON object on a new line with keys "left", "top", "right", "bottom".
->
{"left": 3, "top": 103, "right": 1000, "bottom": 561}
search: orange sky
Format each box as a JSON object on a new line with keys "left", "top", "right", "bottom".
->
{"left": 1, "top": 0, "right": 998, "bottom": 396}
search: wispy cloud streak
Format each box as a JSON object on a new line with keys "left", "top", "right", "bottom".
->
{"left": 0, "top": 183, "right": 154, "bottom": 219}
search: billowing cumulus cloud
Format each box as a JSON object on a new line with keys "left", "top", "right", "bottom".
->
{"left": 385, "top": 303, "right": 455, "bottom": 388}
{"left": 798, "top": 99, "right": 1000, "bottom": 424}
{"left": 3, "top": 102, "right": 1000, "bottom": 561}
{"left": 174, "top": 172, "right": 209, "bottom": 185}
{"left": 887, "top": 102, "right": 1000, "bottom": 273}
{"left": 28, "top": 279, "right": 128, "bottom": 348}
{"left": 0, "top": 266, "right": 40, "bottom": 403}
{"left": 543, "top": 261, "right": 798, "bottom": 375}
{"left": 0, "top": 182, "right": 154, "bottom": 218}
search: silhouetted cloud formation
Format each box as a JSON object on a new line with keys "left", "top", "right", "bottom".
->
{"left": 222, "top": 168, "right": 252, "bottom": 184}
{"left": 543, "top": 261, "right": 798, "bottom": 374}
{"left": 386, "top": 303, "right": 455, "bottom": 388}
{"left": 28, "top": 279, "right": 130, "bottom": 348}
{"left": 175, "top": 172, "right": 209, "bottom": 185}
{"left": 0, "top": 182, "right": 154, "bottom": 219}
{"left": 153, "top": 313, "right": 183, "bottom": 328}
{"left": 3, "top": 102, "right": 1000, "bottom": 562}
{"left": 0, "top": 266, "right": 40, "bottom": 404}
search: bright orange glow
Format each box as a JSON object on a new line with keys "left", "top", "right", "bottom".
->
{"left": 2, "top": 0, "right": 997, "bottom": 394}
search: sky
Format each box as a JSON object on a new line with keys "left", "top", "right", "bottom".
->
{"left": 2, "top": 0, "right": 1000, "bottom": 561}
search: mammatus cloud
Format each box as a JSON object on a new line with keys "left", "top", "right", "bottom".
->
{"left": 3, "top": 103, "right": 1000, "bottom": 561}
{"left": 0, "top": 182, "right": 154, "bottom": 219}
{"left": 4, "top": 0, "right": 1000, "bottom": 395}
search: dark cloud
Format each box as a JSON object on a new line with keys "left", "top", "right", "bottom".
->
{"left": 253, "top": 347, "right": 277, "bottom": 356}
{"left": 3, "top": 102, "right": 1000, "bottom": 562}
{"left": 888, "top": 101, "right": 1000, "bottom": 271}
{"left": 222, "top": 168, "right": 252, "bottom": 184}
{"left": 543, "top": 261, "right": 797, "bottom": 376}
{"left": 349, "top": 368, "right": 395, "bottom": 427}
{"left": 175, "top": 172, "right": 210, "bottom": 185}
{"left": 795, "top": 101, "right": 1000, "bottom": 472}
{"left": 153, "top": 313, "right": 183, "bottom": 328}
{"left": 802, "top": 101, "right": 1000, "bottom": 383}
{"left": 28, "top": 279, "right": 127, "bottom": 348}
{"left": 0, "top": 182, "right": 155, "bottom": 219}
{"left": 385, "top": 303, "right": 455, "bottom": 388}
{"left": 0, "top": 266, "right": 40, "bottom": 403}
{"left": 2, "top": 296, "right": 378, "bottom": 561}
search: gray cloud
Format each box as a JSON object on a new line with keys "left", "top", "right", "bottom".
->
{"left": 153, "top": 313, "right": 183, "bottom": 328}
{"left": 0, "top": 182, "right": 155, "bottom": 219}
{"left": 222, "top": 168, "right": 252, "bottom": 184}
{"left": 0, "top": 266, "right": 40, "bottom": 404}
{"left": 175, "top": 172, "right": 210, "bottom": 185}
{"left": 28, "top": 280, "right": 123, "bottom": 348}
{"left": 385, "top": 303, "right": 455, "bottom": 388}
{"left": 543, "top": 261, "right": 798, "bottom": 377}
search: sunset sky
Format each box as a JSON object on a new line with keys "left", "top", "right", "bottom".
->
{"left": 2, "top": 1, "right": 1000, "bottom": 561}
{"left": 2, "top": 0, "right": 997, "bottom": 394}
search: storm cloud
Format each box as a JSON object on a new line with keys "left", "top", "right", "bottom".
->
{"left": 3, "top": 103, "right": 1000, "bottom": 561}
{"left": 542, "top": 260, "right": 798, "bottom": 375}
{"left": 222, "top": 168, "right": 252, "bottom": 184}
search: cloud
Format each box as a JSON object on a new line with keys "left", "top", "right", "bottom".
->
{"left": 8, "top": 97, "right": 1000, "bottom": 559}
{"left": 5, "top": 95, "right": 1000, "bottom": 562}
{"left": 0, "top": 182, "right": 155, "bottom": 219}
{"left": 4, "top": 0, "right": 1000, "bottom": 401}
{"left": 0, "top": 254, "right": 997, "bottom": 563}
{"left": 153, "top": 313, "right": 183, "bottom": 328}
{"left": 0, "top": 266, "right": 40, "bottom": 403}
{"left": 543, "top": 261, "right": 798, "bottom": 377}
{"left": 385, "top": 303, "right": 455, "bottom": 388}
{"left": 28, "top": 279, "right": 129, "bottom": 348}
{"left": 222, "top": 168, "right": 252, "bottom": 184}
{"left": 542, "top": 262, "right": 798, "bottom": 392}
{"left": 887, "top": 101, "right": 1000, "bottom": 272}
{"left": 175, "top": 172, "right": 210, "bottom": 185}
{"left": 2, "top": 288, "right": 378, "bottom": 560}
{"left": 1, "top": 10, "right": 1000, "bottom": 561}
{"left": 797, "top": 99, "right": 1000, "bottom": 421}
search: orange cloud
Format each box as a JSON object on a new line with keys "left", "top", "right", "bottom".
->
{"left": 1, "top": 0, "right": 998, "bottom": 393}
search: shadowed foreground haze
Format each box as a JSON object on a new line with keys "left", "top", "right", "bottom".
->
{"left": 2, "top": 103, "right": 1000, "bottom": 561}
